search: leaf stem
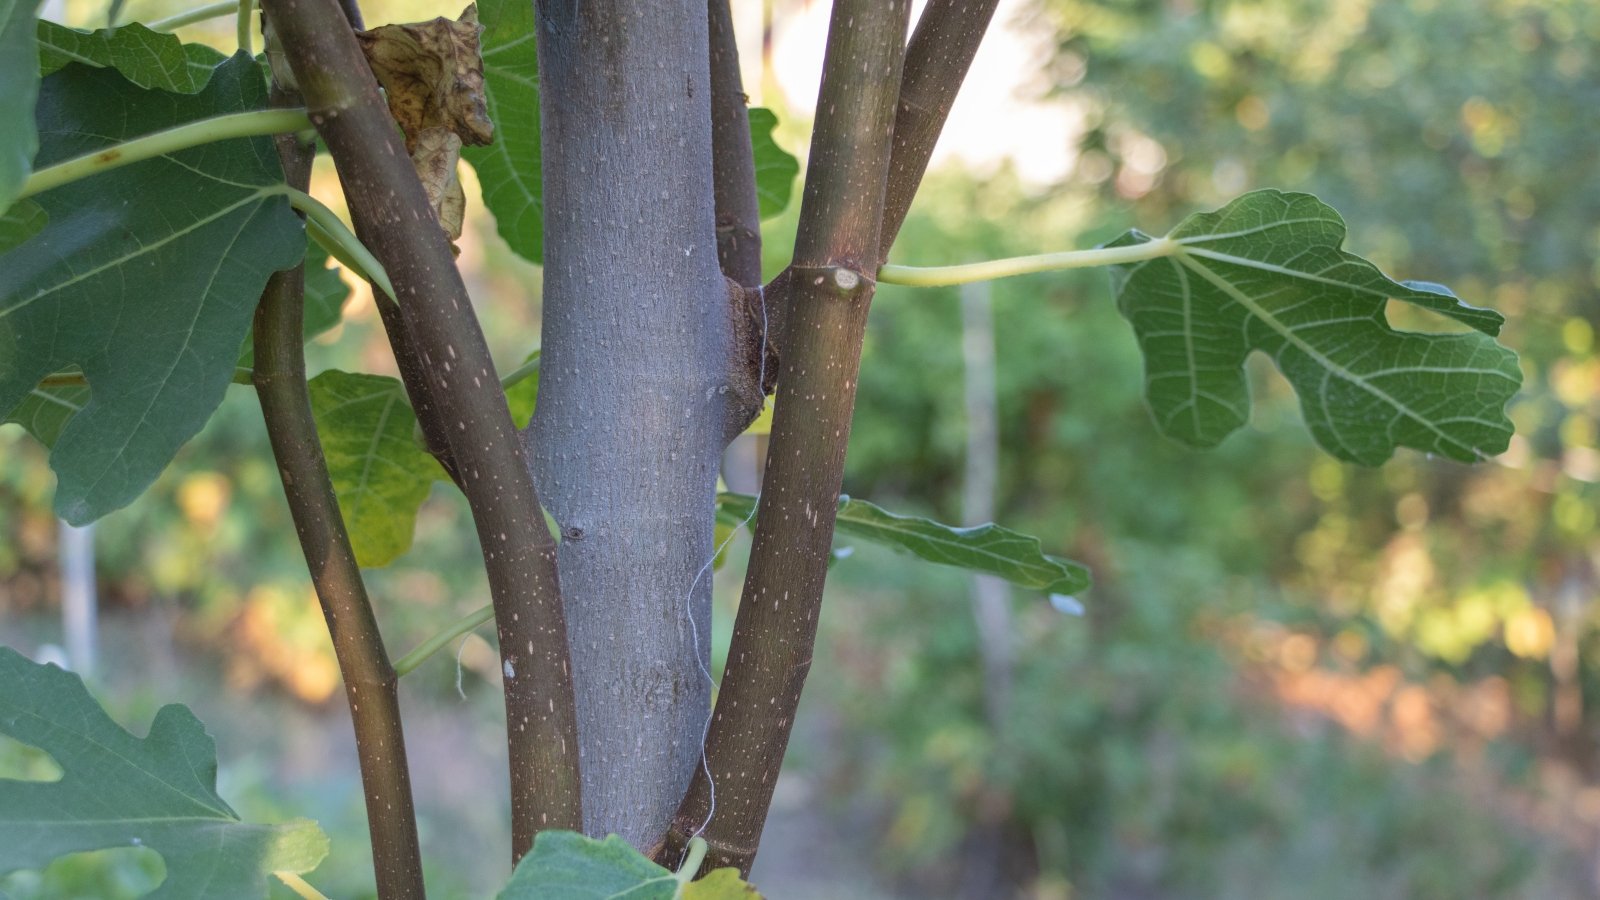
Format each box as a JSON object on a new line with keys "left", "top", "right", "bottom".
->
{"left": 236, "top": 0, "right": 253, "bottom": 54}
{"left": 148, "top": 0, "right": 253, "bottom": 30}
{"left": 876, "top": 238, "right": 1178, "bottom": 287}
{"left": 675, "top": 838, "right": 709, "bottom": 886}
{"left": 498, "top": 353, "right": 541, "bottom": 391}
{"left": 288, "top": 192, "right": 397, "bottom": 301}
{"left": 393, "top": 603, "right": 493, "bottom": 676}
{"left": 19, "top": 108, "right": 311, "bottom": 200}
{"left": 274, "top": 873, "right": 329, "bottom": 900}
{"left": 40, "top": 367, "right": 255, "bottom": 388}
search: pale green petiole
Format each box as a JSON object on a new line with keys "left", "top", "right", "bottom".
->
{"left": 876, "top": 237, "right": 1178, "bottom": 287}
{"left": 235, "top": 0, "right": 253, "bottom": 54}
{"left": 393, "top": 604, "right": 494, "bottom": 677}
{"left": 499, "top": 354, "right": 541, "bottom": 392}
{"left": 274, "top": 872, "right": 329, "bottom": 900}
{"left": 148, "top": 0, "right": 254, "bottom": 31}
{"left": 286, "top": 189, "right": 397, "bottom": 302}
{"left": 675, "top": 837, "right": 709, "bottom": 885}
{"left": 19, "top": 108, "right": 312, "bottom": 200}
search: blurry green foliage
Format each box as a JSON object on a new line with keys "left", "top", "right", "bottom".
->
{"left": 808, "top": 0, "right": 1600, "bottom": 893}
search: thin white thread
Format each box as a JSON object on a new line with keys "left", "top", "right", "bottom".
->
{"left": 681, "top": 283, "right": 769, "bottom": 855}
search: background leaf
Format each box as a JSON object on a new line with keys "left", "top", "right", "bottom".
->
{"left": 1109, "top": 189, "right": 1522, "bottom": 464}
{"left": 461, "top": 0, "right": 541, "bottom": 263}
{"left": 307, "top": 370, "right": 443, "bottom": 568}
{"left": 301, "top": 240, "right": 349, "bottom": 340}
{"left": 749, "top": 107, "right": 798, "bottom": 221}
{"left": 0, "top": 647, "right": 328, "bottom": 897}
{"left": 37, "top": 19, "right": 223, "bottom": 92}
{"left": 498, "top": 832, "right": 760, "bottom": 900}
{"left": 0, "top": 55, "right": 305, "bottom": 524}
{"left": 0, "top": 0, "right": 40, "bottom": 210}
{"left": 503, "top": 348, "right": 539, "bottom": 428}
{"left": 5, "top": 381, "right": 85, "bottom": 447}
{"left": 0, "top": 197, "right": 45, "bottom": 250}
{"left": 499, "top": 832, "right": 676, "bottom": 900}
{"left": 718, "top": 493, "right": 1091, "bottom": 595}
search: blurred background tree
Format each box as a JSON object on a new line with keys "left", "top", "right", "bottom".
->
{"left": 4, "top": 0, "right": 1600, "bottom": 897}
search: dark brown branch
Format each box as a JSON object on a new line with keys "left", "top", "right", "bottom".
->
{"left": 261, "top": 0, "right": 582, "bottom": 857}
{"left": 757, "top": 0, "right": 997, "bottom": 384}
{"left": 253, "top": 87, "right": 424, "bottom": 899}
{"left": 658, "top": 0, "right": 911, "bottom": 875}
{"left": 707, "top": 1, "right": 771, "bottom": 443}
{"left": 334, "top": 0, "right": 362, "bottom": 29}
{"left": 879, "top": 0, "right": 1002, "bottom": 260}
{"left": 708, "top": 0, "right": 761, "bottom": 288}
{"left": 373, "top": 298, "right": 465, "bottom": 488}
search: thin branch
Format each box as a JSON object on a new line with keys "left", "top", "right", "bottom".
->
{"left": 261, "top": 0, "right": 582, "bottom": 854}
{"left": 879, "top": 0, "right": 1003, "bottom": 260}
{"left": 253, "top": 89, "right": 424, "bottom": 898}
{"left": 19, "top": 108, "right": 311, "bottom": 200}
{"left": 659, "top": 0, "right": 911, "bottom": 875}
{"left": 706, "top": 1, "right": 771, "bottom": 443}
{"left": 707, "top": 0, "right": 761, "bottom": 288}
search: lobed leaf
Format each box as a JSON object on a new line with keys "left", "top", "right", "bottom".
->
{"left": 0, "top": 647, "right": 329, "bottom": 897}
{"left": 0, "top": 56, "right": 305, "bottom": 524}
{"left": 37, "top": 19, "right": 223, "bottom": 92}
{"left": 307, "top": 371, "right": 443, "bottom": 568}
{"left": 718, "top": 493, "right": 1091, "bottom": 595}
{"left": 749, "top": 107, "right": 798, "bottom": 221}
{"left": 498, "top": 831, "right": 761, "bottom": 900}
{"left": 1108, "top": 189, "right": 1521, "bottom": 464}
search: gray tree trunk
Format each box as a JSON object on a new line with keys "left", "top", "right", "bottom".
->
{"left": 530, "top": 1, "right": 727, "bottom": 847}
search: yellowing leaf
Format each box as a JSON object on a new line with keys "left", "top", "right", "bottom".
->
{"left": 308, "top": 371, "right": 444, "bottom": 567}
{"left": 684, "top": 868, "right": 764, "bottom": 899}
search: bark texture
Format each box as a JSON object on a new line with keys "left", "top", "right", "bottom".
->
{"left": 253, "top": 90, "right": 425, "bottom": 898}
{"left": 530, "top": 0, "right": 728, "bottom": 848}
{"left": 660, "top": 0, "right": 912, "bottom": 874}
{"left": 262, "top": 0, "right": 582, "bottom": 858}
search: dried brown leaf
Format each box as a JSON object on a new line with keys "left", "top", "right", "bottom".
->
{"left": 413, "top": 127, "right": 466, "bottom": 247}
{"left": 356, "top": 5, "right": 488, "bottom": 249}
{"left": 356, "top": 4, "right": 492, "bottom": 151}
